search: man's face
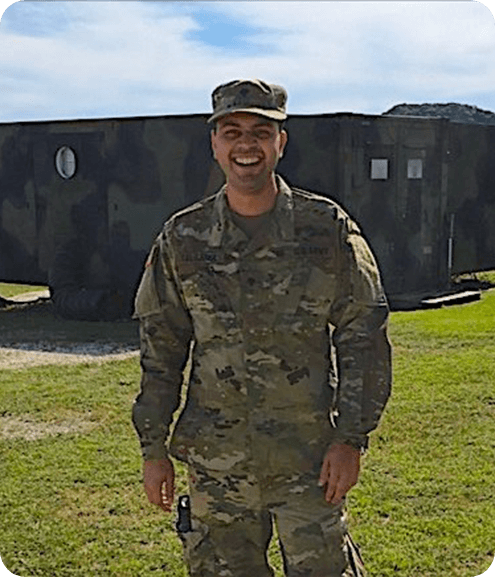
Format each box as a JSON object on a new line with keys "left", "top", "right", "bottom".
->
{"left": 211, "top": 112, "right": 288, "bottom": 194}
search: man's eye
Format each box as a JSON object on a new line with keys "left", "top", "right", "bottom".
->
{"left": 223, "top": 130, "right": 240, "bottom": 139}
{"left": 254, "top": 130, "right": 272, "bottom": 139}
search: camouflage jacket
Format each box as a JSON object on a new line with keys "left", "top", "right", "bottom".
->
{"left": 132, "top": 176, "right": 391, "bottom": 474}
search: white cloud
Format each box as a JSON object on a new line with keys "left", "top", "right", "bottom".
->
{"left": 0, "top": 1, "right": 494, "bottom": 122}
{"left": 215, "top": 2, "right": 495, "bottom": 91}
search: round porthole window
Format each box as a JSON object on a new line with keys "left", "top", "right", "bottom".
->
{"left": 55, "top": 146, "right": 77, "bottom": 179}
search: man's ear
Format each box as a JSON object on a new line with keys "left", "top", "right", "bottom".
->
{"left": 279, "top": 129, "right": 288, "bottom": 158}
{"left": 210, "top": 129, "right": 218, "bottom": 160}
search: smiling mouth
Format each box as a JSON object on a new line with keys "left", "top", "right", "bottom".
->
{"left": 232, "top": 156, "right": 262, "bottom": 166}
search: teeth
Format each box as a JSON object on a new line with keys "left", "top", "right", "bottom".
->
{"left": 234, "top": 157, "right": 260, "bottom": 165}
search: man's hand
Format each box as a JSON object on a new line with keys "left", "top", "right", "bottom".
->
{"left": 318, "top": 443, "right": 361, "bottom": 505}
{"left": 143, "top": 458, "right": 175, "bottom": 513}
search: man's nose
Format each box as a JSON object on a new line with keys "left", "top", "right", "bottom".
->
{"left": 238, "top": 130, "right": 257, "bottom": 145}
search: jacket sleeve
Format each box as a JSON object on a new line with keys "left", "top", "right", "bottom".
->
{"left": 132, "top": 229, "right": 194, "bottom": 461}
{"left": 329, "top": 214, "right": 392, "bottom": 451}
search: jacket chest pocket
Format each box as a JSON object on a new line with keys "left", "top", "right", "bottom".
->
{"left": 178, "top": 257, "right": 241, "bottom": 339}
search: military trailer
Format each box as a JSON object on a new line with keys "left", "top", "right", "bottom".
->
{"left": 0, "top": 111, "right": 493, "bottom": 319}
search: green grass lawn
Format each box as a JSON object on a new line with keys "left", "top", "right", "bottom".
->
{"left": 1, "top": 292, "right": 494, "bottom": 576}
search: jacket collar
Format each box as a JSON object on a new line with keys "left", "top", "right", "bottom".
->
{"left": 208, "top": 175, "right": 295, "bottom": 248}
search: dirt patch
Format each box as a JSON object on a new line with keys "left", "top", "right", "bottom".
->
{"left": 0, "top": 414, "right": 98, "bottom": 441}
{"left": 0, "top": 294, "right": 140, "bottom": 369}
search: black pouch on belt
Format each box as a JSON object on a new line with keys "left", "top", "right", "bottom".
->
{"left": 176, "top": 494, "right": 192, "bottom": 534}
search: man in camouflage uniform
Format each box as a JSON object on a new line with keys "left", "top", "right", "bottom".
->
{"left": 133, "top": 79, "right": 392, "bottom": 577}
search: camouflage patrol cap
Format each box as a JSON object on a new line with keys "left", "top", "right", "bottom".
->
{"left": 208, "top": 79, "right": 288, "bottom": 124}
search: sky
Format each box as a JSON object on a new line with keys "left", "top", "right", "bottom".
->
{"left": 0, "top": 0, "right": 494, "bottom": 124}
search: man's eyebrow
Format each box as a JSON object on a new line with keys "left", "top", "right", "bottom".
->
{"left": 253, "top": 122, "right": 275, "bottom": 128}
{"left": 218, "top": 121, "right": 241, "bottom": 128}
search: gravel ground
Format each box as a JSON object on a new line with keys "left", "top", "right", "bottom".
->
{"left": 0, "top": 291, "right": 140, "bottom": 370}
{"left": 0, "top": 345, "right": 139, "bottom": 370}
{"left": 0, "top": 291, "right": 140, "bottom": 440}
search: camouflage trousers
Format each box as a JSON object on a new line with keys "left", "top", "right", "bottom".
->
{"left": 177, "top": 465, "right": 365, "bottom": 577}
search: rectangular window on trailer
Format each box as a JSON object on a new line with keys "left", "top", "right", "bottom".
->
{"left": 407, "top": 158, "right": 423, "bottom": 179}
{"left": 370, "top": 159, "right": 388, "bottom": 180}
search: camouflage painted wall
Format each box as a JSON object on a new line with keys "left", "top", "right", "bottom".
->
{"left": 279, "top": 114, "right": 453, "bottom": 297}
{"left": 444, "top": 122, "right": 495, "bottom": 274}
{"left": 0, "top": 112, "right": 493, "bottom": 317}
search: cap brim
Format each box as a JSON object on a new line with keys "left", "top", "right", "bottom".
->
{"left": 207, "top": 106, "right": 287, "bottom": 124}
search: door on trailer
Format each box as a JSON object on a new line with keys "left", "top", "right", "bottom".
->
{"left": 395, "top": 121, "right": 448, "bottom": 295}
{"left": 0, "top": 125, "right": 39, "bottom": 284}
{"left": 33, "top": 129, "right": 115, "bottom": 319}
